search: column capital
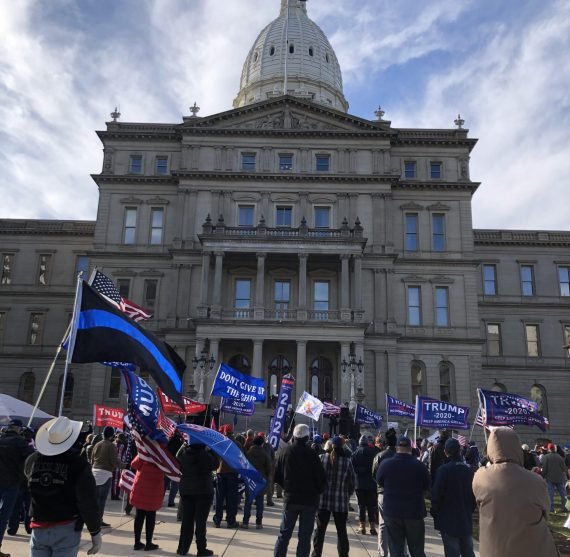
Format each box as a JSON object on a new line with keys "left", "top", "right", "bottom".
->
{"left": 298, "top": 253, "right": 308, "bottom": 260}
{"left": 256, "top": 252, "right": 267, "bottom": 259}
{"left": 253, "top": 338, "right": 264, "bottom": 346}
{"left": 340, "top": 253, "right": 351, "bottom": 261}
{"left": 296, "top": 340, "right": 307, "bottom": 347}
{"left": 353, "top": 253, "right": 363, "bottom": 260}
{"left": 214, "top": 250, "right": 224, "bottom": 258}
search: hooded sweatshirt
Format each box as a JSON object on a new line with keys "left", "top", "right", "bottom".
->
{"left": 472, "top": 427, "right": 559, "bottom": 557}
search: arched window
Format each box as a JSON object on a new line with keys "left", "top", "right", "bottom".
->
{"left": 309, "top": 356, "right": 333, "bottom": 401}
{"left": 56, "top": 373, "right": 74, "bottom": 413}
{"left": 530, "top": 384, "right": 548, "bottom": 417}
{"left": 269, "top": 46, "right": 275, "bottom": 56}
{"left": 108, "top": 368, "right": 121, "bottom": 399}
{"left": 439, "top": 361, "right": 454, "bottom": 402}
{"left": 491, "top": 382, "right": 506, "bottom": 393}
{"left": 228, "top": 354, "right": 251, "bottom": 374}
{"left": 309, "top": 47, "right": 314, "bottom": 56}
{"left": 289, "top": 43, "right": 295, "bottom": 54}
{"left": 411, "top": 360, "right": 425, "bottom": 399}
{"left": 18, "top": 372, "right": 35, "bottom": 404}
{"left": 269, "top": 374, "right": 278, "bottom": 397}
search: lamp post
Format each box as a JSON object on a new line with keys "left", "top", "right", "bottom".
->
{"left": 341, "top": 346, "right": 364, "bottom": 412}
{"left": 192, "top": 345, "right": 216, "bottom": 403}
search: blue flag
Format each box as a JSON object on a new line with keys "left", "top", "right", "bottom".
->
{"left": 386, "top": 394, "right": 416, "bottom": 419}
{"left": 211, "top": 362, "right": 266, "bottom": 402}
{"left": 355, "top": 404, "right": 383, "bottom": 428}
{"left": 478, "top": 388, "right": 549, "bottom": 431}
{"left": 269, "top": 374, "right": 295, "bottom": 450}
{"left": 177, "top": 423, "right": 267, "bottom": 498}
{"left": 415, "top": 396, "right": 470, "bottom": 430}
{"left": 221, "top": 397, "right": 255, "bottom": 416}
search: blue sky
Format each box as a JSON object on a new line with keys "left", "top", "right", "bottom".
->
{"left": 1, "top": 0, "right": 569, "bottom": 230}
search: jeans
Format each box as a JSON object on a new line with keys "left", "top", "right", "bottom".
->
{"left": 169, "top": 481, "right": 180, "bottom": 506}
{"left": 96, "top": 478, "right": 111, "bottom": 523}
{"left": 134, "top": 509, "right": 156, "bottom": 546}
{"left": 383, "top": 516, "right": 426, "bottom": 557}
{"left": 377, "top": 493, "right": 388, "bottom": 557}
{"left": 243, "top": 492, "right": 264, "bottom": 525}
{"left": 214, "top": 473, "right": 239, "bottom": 526}
{"left": 178, "top": 494, "right": 213, "bottom": 555}
{"left": 546, "top": 480, "right": 567, "bottom": 512}
{"left": 274, "top": 502, "right": 317, "bottom": 557}
{"left": 0, "top": 485, "right": 19, "bottom": 546}
{"left": 311, "top": 510, "right": 349, "bottom": 557}
{"left": 30, "top": 521, "right": 81, "bottom": 557}
{"left": 440, "top": 532, "right": 475, "bottom": 557}
{"left": 356, "top": 489, "right": 377, "bottom": 523}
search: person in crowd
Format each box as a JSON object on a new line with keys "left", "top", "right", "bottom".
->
{"left": 328, "top": 414, "right": 339, "bottom": 436}
{"left": 243, "top": 429, "right": 255, "bottom": 452}
{"left": 242, "top": 435, "right": 271, "bottom": 529}
{"left": 352, "top": 434, "right": 378, "bottom": 535}
{"left": 85, "top": 433, "right": 102, "bottom": 463}
{"left": 129, "top": 454, "right": 165, "bottom": 551}
{"left": 213, "top": 425, "right": 240, "bottom": 528}
{"left": 472, "top": 427, "right": 557, "bottom": 557}
{"left": 311, "top": 437, "right": 355, "bottom": 557}
{"left": 541, "top": 442, "right": 569, "bottom": 513}
{"left": 80, "top": 433, "right": 93, "bottom": 460}
{"left": 431, "top": 438, "right": 476, "bottom": 557}
{"left": 166, "top": 430, "right": 185, "bottom": 509}
{"left": 521, "top": 443, "right": 538, "bottom": 470}
{"left": 464, "top": 441, "right": 480, "bottom": 474}
{"left": 376, "top": 436, "right": 431, "bottom": 557}
{"left": 372, "top": 428, "right": 398, "bottom": 557}
{"left": 259, "top": 432, "right": 276, "bottom": 507}
{"left": 311, "top": 434, "right": 324, "bottom": 456}
{"left": 91, "top": 426, "right": 123, "bottom": 527}
{"left": 273, "top": 424, "right": 327, "bottom": 557}
{"left": 111, "top": 433, "right": 128, "bottom": 500}
{"left": 0, "top": 419, "right": 35, "bottom": 557}
{"left": 176, "top": 438, "right": 219, "bottom": 556}
{"left": 25, "top": 416, "right": 101, "bottom": 557}
{"left": 429, "top": 430, "right": 450, "bottom": 483}
{"left": 274, "top": 434, "right": 289, "bottom": 500}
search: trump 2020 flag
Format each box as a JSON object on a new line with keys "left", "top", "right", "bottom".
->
{"left": 355, "top": 404, "right": 383, "bottom": 428}
{"left": 415, "top": 396, "right": 470, "bottom": 430}
{"left": 211, "top": 362, "right": 266, "bottom": 402}
{"left": 68, "top": 281, "right": 186, "bottom": 406}
{"left": 386, "top": 394, "right": 416, "bottom": 419}
{"left": 295, "top": 391, "right": 324, "bottom": 421}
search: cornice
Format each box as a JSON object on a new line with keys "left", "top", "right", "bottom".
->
{"left": 0, "top": 219, "right": 95, "bottom": 237}
{"left": 174, "top": 171, "right": 399, "bottom": 184}
{"left": 393, "top": 181, "right": 480, "bottom": 193}
{"left": 91, "top": 174, "right": 178, "bottom": 186}
{"left": 474, "top": 229, "right": 570, "bottom": 247}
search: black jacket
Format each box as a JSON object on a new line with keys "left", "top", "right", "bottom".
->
{"left": 351, "top": 445, "right": 377, "bottom": 491}
{"left": 177, "top": 444, "right": 219, "bottom": 496}
{"left": 0, "top": 430, "right": 35, "bottom": 488}
{"left": 429, "top": 438, "right": 450, "bottom": 482}
{"left": 25, "top": 449, "right": 100, "bottom": 534}
{"left": 274, "top": 439, "right": 327, "bottom": 506}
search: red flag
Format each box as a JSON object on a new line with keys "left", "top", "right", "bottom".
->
{"left": 157, "top": 388, "right": 207, "bottom": 415}
{"left": 93, "top": 404, "right": 125, "bottom": 429}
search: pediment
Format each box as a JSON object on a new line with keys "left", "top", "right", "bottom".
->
{"left": 180, "top": 97, "right": 394, "bottom": 134}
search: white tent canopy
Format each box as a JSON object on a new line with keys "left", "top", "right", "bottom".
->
{"left": 0, "top": 393, "right": 53, "bottom": 427}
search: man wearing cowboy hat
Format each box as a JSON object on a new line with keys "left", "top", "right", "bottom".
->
{"left": 24, "top": 416, "right": 102, "bottom": 556}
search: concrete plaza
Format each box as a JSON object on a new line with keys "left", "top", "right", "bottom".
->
{"left": 3, "top": 496, "right": 479, "bottom": 557}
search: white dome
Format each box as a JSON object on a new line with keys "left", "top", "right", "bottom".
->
{"left": 233, "top": 0, "right": 348, "bottom": 112}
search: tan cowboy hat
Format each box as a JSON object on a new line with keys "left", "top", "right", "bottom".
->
{"left": 35, "top": 416, "right": 83, "bottom": 456}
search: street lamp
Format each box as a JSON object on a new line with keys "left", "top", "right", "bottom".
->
{"left": 341, "top": 345, "right": 364, "bottom": 412}
{"left": 192, "top": 344, "right": 216, "bottom": 403}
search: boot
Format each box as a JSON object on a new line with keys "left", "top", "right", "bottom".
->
{"left": 357, "top": 521, "right": 366, "bottom": 534}
{"left": 369, "top": 522, "right": 378, "bottom": 536}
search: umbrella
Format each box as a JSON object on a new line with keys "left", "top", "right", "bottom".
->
{"left": 0, "top": 393, "right": 53, "bottom": 428}
{"left": 177, "top": 423, "right": 266, "bottom": 498}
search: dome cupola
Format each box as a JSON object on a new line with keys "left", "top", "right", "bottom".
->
{"left": 233, "top": 0, "right": 348, "bottom": 112}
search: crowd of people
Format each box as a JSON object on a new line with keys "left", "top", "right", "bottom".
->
{"left": 0, "top": 415, "right": 568, "bottom": 557}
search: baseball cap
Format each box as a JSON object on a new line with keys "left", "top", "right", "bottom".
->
{"left": 293, "top": 424, "right": 310, "bottom": 439}
{"left": 444, "top": 438, "right": 461, "bottom": 456}
{"left": 397, "top": 436, "right": 412, "bottom": 448}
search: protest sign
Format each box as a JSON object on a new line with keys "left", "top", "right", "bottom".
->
{"left": 221, "top": 397, "right": 255, "bottom": 416}
{"left": 386, "top": 394, "right": 416, "bottom": 419}
{"left": 268, "top": 374, "right": 295, "bottom": 450}
{"left": 93, "top": 404, "right": 125, "bottom": 429}
{"left": 211, "top": 363, "right": 266, "bottom": 402}
{"left": 355, "top": 404, "right": 383, "bottom": 428}
{"left": 415, "top": 396, "right": 470, "bottom": 430}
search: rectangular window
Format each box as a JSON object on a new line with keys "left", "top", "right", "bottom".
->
{"left": 432, "top": 214, "right": 445, "bottom": 251}
{"left": 29, "top": 313, "right": 43, "bottom": 345}
{"left": 108, "top": 368, "right": 121, "bottom": 399}
{"left": 520, "top": 265, "right": 535, "bottom": 296}
{"left": 117, "top": 279, "right": 130, "bottom": 298}
{"left": 314, "top": 281, "right": 330, "bottom": 317}
{"left": 430, "top": 162, "right": 442, "bottom": 179}
{"left": 435, "top": 287, "right": 449, "bottom": 327}
{"left": 75, "top": 256, "right": 89, "bottom": 279}
{"left": 155, "top": 156, "right": 168, "bottom": 175}
{"left": 238, "top": 205, "right": 254, "bottom": 227}
{"left": 1, "top": 254, "right": 13, "bottom": 285}
{"left": 129, "top": 155, "right": 143, "bottom": 174}
{"left": 123, "top": 208, "right": 137, "bottom": 244}
{"left": 144, "top": 279, "right": 158, "bottom": 308}
{"left": 404, "top": 161, "right": 417, "bottom": 179}
{"left": 407, "top": 286, "right": 422, "bottom": 326}
{"left": 241, "top": 153, "right": 256, "bottom": 171}
{"left": 526, "top": 324, "right": 540, "bottom": 357}
{"left": 315, "top": 154, "right": 330, "bottom": 172}
{"left": 483, "top": 264, "right": 497, "bottom": 296}
{"left": 405, "top": 214, "right": 418, "bottom": 251}
{"left": 235, "top": 279, "right": 252, "bottom": 318}
{"left": 487, "top": 323, "right": 502, "bottom": 356}
{"left": 274, "top": 280, "right": 290, "bottom": 316}
{"left": 38, "top": 254, "right": 51, "bottom": 286}
{"left": 276, "top": 206, "right": 292, "bottom": 227}
{"left": 559, "top": 267, "right": 570, "bottom": 297}
{"left": 314, "top": 206, "right": 331, "bottom": 228}
{"left": 279, "top": 154, "right": 293, "bottom": 171}
{"left": 150, "top": 208, "right": 164, "bottom": 245}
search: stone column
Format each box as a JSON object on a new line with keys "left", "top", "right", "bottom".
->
{"left": 252, "top": 339, "right": 263, "bottom": 379}
{"left": 353, "top": 255, "right": 363, "bottom": 310}
{"left": 193, "top": 339, "right": 205, "bottom": 398}
{"left": 374, "top": 350, "right": 385, "bottom": 411}
{"left": 384, "top": 193, "right": 394, "bottom": 250}
{"left": 205, "top": 338, "right": 220, "bottom": 395}
{"left": 374, "top": 269, "right": 384, "bottom": 334}
{"left": 299, "top": 193, "right": 308, "bottom": 223}
{"left": 211, "top": 251, "right": 224, "bottom": 318}
{"left": 197, "top": 252, "right": 210, "bottom": 317}
{"left": 371, "top": 193, "right": 383, "bottom": 252}
{"left": 297, "top": 253, "right": 308, "bottom": 320}
{"left": 254, "top": 253, "right": 266, "bottom": 319}
{"left": 340, "top": 254, "right": 351, "bottom": 321}
{"left": 295, "top": 340, "right": 307, "bottom": 400}
{"left": 340, "top": 342, "right": 350, "bottom": 404}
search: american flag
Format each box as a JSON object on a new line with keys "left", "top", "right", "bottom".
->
{"left": 158, "top": 412, "right": 177, "bottom": 438}
{"left": 89, "top": 269, "right": 152, "bottom": 322}
{"left": 130, "top": 427, "right": 180, "bottom": 481}
{"left": 475, "top": 409, "right": 486, "bottom": 428}
{"left": 118, "top": 469, "right": 135, "bottom": 492}
{"left": 321, "top": 402, "right": 341, "bottom": 416}
{"left": 453, "top": 433, "right": 467, "bottom": 447}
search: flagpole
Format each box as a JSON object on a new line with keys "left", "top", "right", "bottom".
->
{"left": 58, "top": 277, "right": 83, "bottom": 417}
{"left": 468, "top": 405, "right": 480, "bottom": 442}
{"left": 385, "top": 393, "right": 389, "bottom": 434}
{"left": 414, "top": 395, "right": 419, "bottom": 448}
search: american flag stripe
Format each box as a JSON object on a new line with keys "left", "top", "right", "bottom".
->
{"left": 158, "top": 412, "right": 177, "bottom": 438}
{"left": 453, "top": 433, "right": 467, "bottom": 447}
{"left": 118, "top": 469, "right": 135, "bottom": 491}
{"left": 131, "top": 428, "right": 180, "bottom": 481}
{"left": 321, "top": 402, "right": 341, "bottom": 416}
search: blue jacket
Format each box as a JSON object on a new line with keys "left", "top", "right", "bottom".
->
{"left": 376, "top": 453, "right": 430, "bottom": 520}
{"left": 431, "top": 459, "right": 476, "bottom": 538}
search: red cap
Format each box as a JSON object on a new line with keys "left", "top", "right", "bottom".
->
{"left": 547, "top": 443, "right": 556, "bottom": 451}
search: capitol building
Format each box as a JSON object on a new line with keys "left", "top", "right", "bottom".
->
{"left": 1, "top": 0, "right": 569, "bottom": 440}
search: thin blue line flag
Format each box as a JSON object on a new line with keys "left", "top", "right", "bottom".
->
{"left": 69, "top": 281, "right": 186, "bottom": 407}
